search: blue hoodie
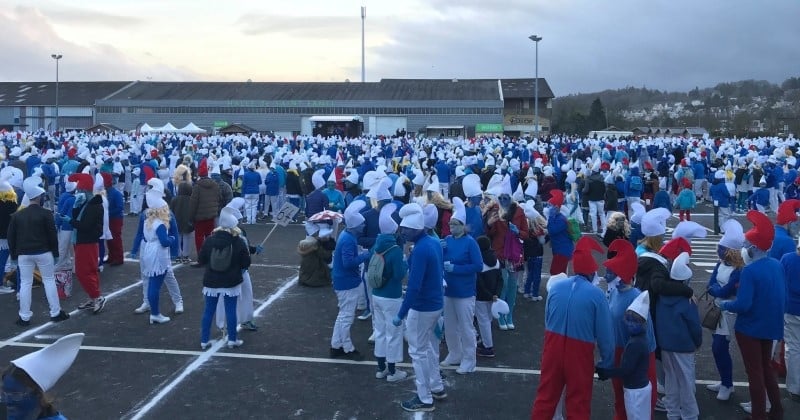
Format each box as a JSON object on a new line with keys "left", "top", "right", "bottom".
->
{"left": 709, "top": 181, "right": 729, "bottom": 207}
{"left": 655, "top": 285, "right": 702, "bottom": 352}
{"left": 722, "top": 256, "right": 786, "bottom": 340}
{"left": 56, "top": 192, "right": 75, "bottom": 231}
{"left": 443, "top": 234, "right": 483, "bottom": 298}
{"left": 546, "top": 206, "right": 574, "bottom": 257}
{"left": 625, "top": 167, "right": 642, "bottom": 198}
{"left": 332, "top": 230, "right": 370, "bottom": 291}
{"left": 398, "top": 233, "right": 444, "bottom": 319}
{"left": 465, "top": 203, "right": 484, "bottom": 238}
{"left": 370, "top": 233, "right": 406, "bottom": 299}
{"left": 242, "top": 170, "right": 261, "bottom": 195}
{"left": 780, "top": 252, "right": 800, "bottom": 316}
{"left": 608, "top": 286, "right": 656, "bottom": 352}
{"left": 769, "top": 226, "right": 796, "bottom": 260}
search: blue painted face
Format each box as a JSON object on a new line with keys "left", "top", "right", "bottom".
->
{"left": 399, "top": 226, "right": 423, "bottom": 243}
{"left": 498, "top": 194, "right": 511, "bottom": 208}
{"left": 2, "top": 374, "right": 39, "bottom": 420}
{"left": 623, "top": 312, "right": 646, "bottom": 336}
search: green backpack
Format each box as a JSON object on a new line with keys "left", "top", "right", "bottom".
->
{"left": 366, "top": 245, "right": 398, "bottom": 289}
{"left": 567, "top": 218, "right": 582, "bottom": 242}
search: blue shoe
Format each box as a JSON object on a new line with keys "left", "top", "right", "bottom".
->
{"left": 401, "top": 396, "right": 434, "bottom": 412}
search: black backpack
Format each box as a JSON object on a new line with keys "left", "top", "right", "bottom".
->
{"left": 209, "top": 244, "right": 233, "bottom": 272}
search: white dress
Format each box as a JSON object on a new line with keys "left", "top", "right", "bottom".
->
{"left": 100, "top": 195, "right": 112, "bottom": 240}
{"left": 140, "top": 220, "right": 171, "bottom": 277}
{"left": 713, "top": 263, "right": 737, "bottom": 336}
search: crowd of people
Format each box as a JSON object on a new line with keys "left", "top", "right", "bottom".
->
{"left": 1, "top": 128, "right": 799, "bottom": 418}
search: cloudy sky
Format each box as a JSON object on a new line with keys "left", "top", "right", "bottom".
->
{"left": 1, "top": 0, "right": 798, "bottom": 95}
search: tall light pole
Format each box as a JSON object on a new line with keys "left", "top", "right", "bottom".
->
{"left": 361, "top": 6, "right": 366, "bottom": 83}
{"left": 528, "top": 35, "right": 542, "bottom": 139}
{"left": 51, "top": 54, "right": 62, "bottom": 131}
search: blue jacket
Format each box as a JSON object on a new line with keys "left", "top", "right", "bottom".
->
{"left": 358, "top": 207, "right": 379, "bottom": 250}
{"left": 629, "top": 222, "right": 643, "bottom": 247}
{"left": 692, "top": 161, "right": 705, "bottom": 181}
{"left": 242, "top": 170, "right": 261, "bottom": 195}
{"left": 722, "top": 257, "right": 786, "bottom": 340}
{"left": 675, "top": 189, "right": 696, "bottom": 210}
{"left": 56, "top": 192, "right": 75, "bottom": 231}
{"left": 264, "top": 171, "right": 280, "bottom": 196}
{"left": 332, "top": 230, "right": 370, "bottom": 291}
{"left": 274, "top": 165, "right": 287, "bottom": 188}
{"left": 304, "top": 189, "right": 329, "bottom": 218}
{"left": 443, "top": 234, "right": 483, "bottom": 298}
{"left": 769, "top": 226, "right": 796, "bottom": 260}
{"left": 625, "top": 168, "right": 642, "bottom": 198}
{"left": 465, "top": 205, "right": 484, "bottom": 238}
{"left": 434, "top": 161, "right": 452, "bottom": 183}
{"left": 780, "top": 252, "right": 800, "bottom": 316}
{"left": 709, "top": 182, "right": 729, "bottom": 207}
{"left": 398, "top": 234, "right": 444, "bottom": 319}
{"left": 130, "top": 211, "right": 180, "bottom": 258}
{"left": 608, "top": 286, "right": 656, "bottom": 352}
{"left": 749, "top": 187, "right": 770, "bottom": 207}
{"left": 656, "top": 290, "right": 702, "bottom": 352}
{"left": 106, "top": 187, "right": 124, "bottom": 219}
{"left": 370, "top": 233, "right": 406, "bottom": 299}
{"left": 652, "top": 190, "right": 672, "bottom": 212}
{"left": 323, "top": 187, "right": 345, "bottom": 212}
{"left": 547, "top": 207, "right": 574, "bottom": 257}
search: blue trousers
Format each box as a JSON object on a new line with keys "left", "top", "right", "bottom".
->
{"left": 524, "top": 256, "right": 543, "bottom": 297}
{"left": 98, "top": 239, "right": 106, "bottom": 267}
{"left": 147, "top": 273, "right": 166, "bottom": 316}
{"left": 499, "top": 268, "right": 519, "bottom": 325}
{"left": 711, "top": 333, "right": 733, "bottom": 387}
{"left": 201, "top": 294, "right": 237, "bottom": 343}
{"left": 0, "top": 248, "right": 18, "bottom": 292}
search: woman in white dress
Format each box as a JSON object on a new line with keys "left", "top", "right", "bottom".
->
{"left": 140, "top": 190, "right": 175, "bottom": 325}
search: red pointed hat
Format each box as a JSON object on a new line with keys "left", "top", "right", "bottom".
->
{"left": 548, "top": 189, "right": 564, "bottom": 206}
{"left": 659, "top": 237, "right": 692, "bottom": 260}
{"left": 573, "top": 236, "right": 604, "bottom": 275}
{"left": 777, "top": 199, "right": 800, "bottom": 225}
{"left": 603, "top": 239, "right": 637, "bottom": 283}
{"left": 745, "top": 210, "right": 774, "bottom": 251}
{"left": 197, "top": 158, "right": 208, "bottom": 177}
{"left": 67, "top": 173, "right": 94, "bottom": 192}
{"left": 600, "top": 161, "right": 611, "bottom": 171}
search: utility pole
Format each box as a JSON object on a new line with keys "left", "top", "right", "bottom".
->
{"left": 51, "top": 54, "right": 63, "bottom": 131}
{"left": 528, "top": 35, "right": 542, "bottom": 139}
{"left": 361, "top": 6, "right": 366, "bottom": 83}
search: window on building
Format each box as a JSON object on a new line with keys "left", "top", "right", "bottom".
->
{"left": 523, "top": 100, "right": 530, "bottom": 109}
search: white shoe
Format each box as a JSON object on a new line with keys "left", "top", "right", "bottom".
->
{"left": 440, "top": 358, "right": 459, "bottom": 367}
{"left": 376, "top": 369, "right": 389, "bottom": 379}
{"left": 706, "top": 382, "right": 721, "bottom": 392}
{"left": 174, "top": 302, "right": 184, "bottom": 314}
{"left": 200, "top": 342, "right": 212, "bottom": 350}
{"left": 149, "top": 314, "right": 171, "bottom": 324}
{"left": 657, "top": 382, "right": 665, "bottom": 394}
{"left": 226, "top": 339, "right": 244, "bottom": 348}
{"left": 507, "top": 323, "right": 516, "bottom": 330}
{"left": 387, "top": 370, "right": 408, "bottom": 382}
{"left": 0, "top": 285, "right": 14, "bottom": 294}
{"left": 740, "top": 400, "right": 771, "bottom": 414}
{"left": 716, "top": 385, "right": 733, "bottom": 401}
{"left": 134, "top": 303, "right": 150, "bottom": 314}
{"left": 456, "top": 366, "right": 475, "bottom": 375}
{"left": 368, "top": 332, "right": 375, "bottom": 343}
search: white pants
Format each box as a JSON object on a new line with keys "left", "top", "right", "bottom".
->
{"left": 624, "top": 383, "right": 652, "bottom": 420}
{"left": 475, "top": 301, "right": 494, "bottom": 349}
{"left": 589, "top": 201, "right": 605, "bottom": 234}
{"left": 372, "top": 295, "right": 404, "bottom": 363}
{"left": 216, "top": 270, "right": 254, "bottom": 328}
{"left": 130, "top": 186, "right": 143, "bottom": 214}
{"left": 265, "top": 195, "right": 280, "bottom": 217}
{"left": 627, "top": 197, "right": 641, "bottom": 211}
{"left": 770, "top": 187, "right": 780, "bottom": 212}
{"left": 443, "top": 296, "right": 477, "bottom": 372}
{"left": 244, "top": 194, "right": 259, "bottom": 224}
{"left": 717, "top": 207, "right": 732, "bottom": 230}
{"left": 180, "top": 233, "right": 194, "bottom": 258}
{"left": 439, "top": 182, "right": 449, "bottom": 199}
{"left": 54, "top": 229, "right": 75, "bottom": 272}
{"left": 140, "top": 265, "right": 182, "bottom": 307}
{"left": 777, "top": 182, "right": 786, "bottom": 203}
{"left": 694, "top": 179, "right": 705, "bottom": 201}
{"left": 18, "top": 252, "right": 61, "bottom": 320}
{"left": 786, "top": 314, "right": 800, "bottom": 395}
{"left": 331, "top": 287, "right": 360, "bottom": 352}
{"left": 662, "top": 351, "right": 698, "bottom": 420}
{"left": 406, "top": 309, "right": 445, "bottom": 404}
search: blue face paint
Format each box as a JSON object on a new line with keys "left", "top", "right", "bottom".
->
{"left": 623, "top": 312, "right": 646, "bottom": 336}
{"left": 3, "top": 374, "right": 39, "bottom": 420}
{"left": 399, "top": 226, "right": 423, "bottom": 243}
{"left": 717, "top": 245, "right": 729, "bottom": 261}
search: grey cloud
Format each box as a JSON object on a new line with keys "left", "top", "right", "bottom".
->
{"left": 42, "top": 6, "right": 144, "bottom": 27}
{"left": 236, "top": 14, "right": 369, "bottom": 38}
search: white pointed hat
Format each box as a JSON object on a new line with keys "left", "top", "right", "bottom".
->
{"left": 425, "top": 175, "right": 439, "bottom": 193}
{"left": 393, "top": 175, "right": 408, "bottom": 197}
{"left": 719, "top": 219, "right": 744, "bottom": 249}
{"left": 218, "top": 205, "right": 242, "bottom": 229}
{"left": 422, "top": 203, "right": 437, "bottom": 229}
{"left": 462, "top": 173, "right": 482, "bottom": 198}
{"left": 630, "top": 202, "right": 646, "bottom": 224}
{"left": 12, "top": 333, "right": 84, "bottom": 391}
{"left": 672, "top": 221, "right": 707, "bottom": 243}
{"left": 379, "top": 203, "right": 398, "bottom": 234}
{"left": 312, "top": 169, "right": 326, "bottom": 189}
{"left": 641, "top": 208, "right": 671, "bottom": 237}
{"left": 226, "top": 197, "right": 245, "bottom": 212}
{"left": 344, "top": 200, "right": 367, "bottom": 228}
{"left": 485, "top": 174, "right": 504, "bottom": 196}
{"left": 22, "top": 175, "right": 45, "bottom": 199}
{"left": 523, "top": 200, "right": 542, "bottom": 220}
{"left": 451, "top": 197, "right": 466, "bottom": 224}
{"left": 524, "top": 179, "right": 538, "bottom": 197}
{"left": 670, "top": 252, "right": 692, "bottom": 281}
{"left": 399, "top": 202, "right": 424, "bottom": 230}
{"left": 145, "top": 189, "right": 167, "bottom": 209}
{"left": 147, "top": 177, "right": 165, "bottom": 195}
{"left": 627, "top": 291, "right": 650, "bottom": 320}
{"left": 327, "top": 170, "right": 337, "bottom": 183}
{"left": 491, "top": 299, "right": 510, "bottom": 319}
{"left": 545, "top": 272, "right": 569, "bottom": 292}
{"left": 512, "top": 182, "right": 524, "bottom": 202}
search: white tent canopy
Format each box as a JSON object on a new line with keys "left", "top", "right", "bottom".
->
{"left": 139, "top": 123, "right": 154, "bottom": 132}
{"left": 179, "top": 122, "right": 206, "bottom": 133}
{"left": 155, "top": 123, "right": 179, "bottom": 132}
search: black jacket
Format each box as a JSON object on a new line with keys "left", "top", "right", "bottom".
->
{"left": 199, "top": 230, "right": 250, "bottom": 289}
{"left": 0, "top": 199, "right": 19, "bottom": 240}
{"left": 8, "top": 204, "right": 58, "bottom": 259}
{"left": 476, "top": 248, "right": 503, "bottom": 302}
{"left": 635, "top": 252, "right": 693, "bottom": 323}
{"left": 70, "top": 195, "right": 104, "bottom": 244}
{"left": 583, "top": 173, "right": 606, "bottom": 201}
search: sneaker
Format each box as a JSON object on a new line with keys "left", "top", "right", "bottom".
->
{"left": 740, "top": 400, "right": 770, "bottom": 414}
{"left": 498, "top": 322, "right": 508, "bottom": 331}
{"left": 329, "top": 347, "right": 345, "bottom": 358}
{"left": 523, "top": 293, "right": 532, "bottom": 299}
{"left": 706, "top": 382, "right": 721, "bottom": 392}
{"left": 343, "top": 349, "right": 364, "bottom": 361}
{"left": 654, "top": 397, "right": 666, "bottom": 412}
{"left": 357, "top": 310, "right": 372, "bottom": 320}
{"left": 431, "top": 389, "right": 447, "bottom": 400}
{"left": 149, "top": 314, "right": 171, "bottom": 324}
{"left": 530, "top": 295, "right": 543, "bottom": 302}
{"left": 134, "top": 303, "right": 150, "bottom": 314}
{"left": 716, "top": 385, "right": 734, "bottom": 401}
{"left": 440, "top": 359, "right": 459, "bottom": 367}
{"left": 226, "top": 339, "right": 244, "bottom": 349}
{"left": 50, "top": 311, "right": 70, "bottom": 322}
{"left": 241, "top": 321, "right": 258, "bottom": 331}
{"left": 401, "top": 396, "right": 434, "bottom": 412}
{"left": 657, "top": 381, "right": 665, "bottom": 394}
{"left": 92, "top": 297, "right": 106, "bottom": 314}
{"left": 456, "top": 366, "right": 475, "bottom": 375}
{"left": 77, "top": 299, "right": 94, "bottom": 310}
{"left": 367, "top": 332, "right": 375, "bottom": 343}
{"left": 375, "top": 369, "right": 389, "bottom": 379}
{"left": 0, "top": 285, "right": 14, "bottom": 294}
{"left": 477, "top": 347, "right": 496, "bottom": 358}
{"left": 174, "top": 302, "right": 184, "bottom": 314}
{"left": 387, "top": 370, "right": 408, "bottom": 382}
{"left": 15, "top": 317, "right": 30, "bottom": 326}
{"left": 507, "top": 323, "right": 516, "bottom": 330}
{"left": 200, "top": 342, "right": 212, "bottom": 350}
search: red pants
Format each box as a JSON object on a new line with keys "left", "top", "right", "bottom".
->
{"left": 679, "top": 210, "right": 691, "bottom": 221}
{"left": 550, "top": 254, "right": 570, "bottom": 276}
{"left": 107, "top": 217, "right": 124, "bottom": 264}
{"left": 194, "top": 218, "right": 216, "bottom": 256}
{"left": 531, "top": 332, "right": 595, "bottom": 419}
{"left": 735, "top": 332, "right": 783, "bottom": 419}
{"left": 75, "top": 243, "right": 100, "bottom": 298}
{"left": 612, "top": 349, "right": 657, "bottom": 420}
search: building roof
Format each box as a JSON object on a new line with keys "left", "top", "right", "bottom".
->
{"left": 218, "top": 123, "right": 257, "bottom": 134}
{"left": 0, "top": 82, "right": 131, "bottom": 106}
{"left": 105, "top": 79, "right": 511, "bottom": 102}
{"left": 497, "top": 78, "right": 554, "bottom": 99}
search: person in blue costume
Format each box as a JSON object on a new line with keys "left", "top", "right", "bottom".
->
{"left": 1, "top": 333, "right": 84, "bottom": 420}
{"left": 323, "top": 172, "right": 345, "bottom": 213}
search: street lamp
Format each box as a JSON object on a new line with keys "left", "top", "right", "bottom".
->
{"left": 528, "top": 35, "right": 542, "bottom": 139}
{"left": 51, "top": 54, "right": 62, "bottom": 131}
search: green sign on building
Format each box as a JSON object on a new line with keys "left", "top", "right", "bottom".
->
{"left": 475, "top": 123, "right": 503, "bottom": 132}
{"left": 213, "top": 121, "right": 229, "bottom": 128}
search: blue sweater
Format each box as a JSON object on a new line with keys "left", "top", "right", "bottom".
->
{"left": 264, "top": 171, "right": 280, "bottom": 196}
{"left": 443, "top": 235, "right": 483, "bottom": 298}
{"left": 656, "top": 292, "right": 702, "bottom": 352}
{"left": 652, "top": 190, "right": 672, "bottom": 212}
{"left": 769, "top": 226, "right": 796, "bottom": 260}
{"left": 748, "top": 187, "right": 770, "bottom": 207}
{"left": 130, "top": 211, "right": 180, "bottom": 258}
{"left": 242, "top": 170, "right": 261, "bottom": 195}
{"left": 722, "top": 257, "right": 786, "bottom": 340}
{"left": 332, "top": 231, "right": 370, "bottom": 291}
{"left": 398, "top": 234, "right": 444, "bottom": 319}
{"left": 604, "top": 333, "right": 650, "bottom": 389}
{"left": 56, "top": 192, "right": 75, "bottom": 231}
{"left": 370, "top": 233, "right": 406, "bottom": 299}
{"left": 707, "top": 262, "right": 740, "bottom": 299}
{"left": 608, "top": 286, "right": 656, "bottom": 352}
{"left": 675, "top": 189, "right": 696, "bottom": 210}
{"left": 465, "top": 206, "right": 484, "bottom": 238}
{"left": 107, "top": 187, "right": 124, "bottom": 219}
{"left": 780, "top": 252, "right": 800, "bottom": 316}
{"left": 709, "top": 182, "right": 729, "bottom": 207}
{"left": 547, "top": 207, "right": 574, "bottom": 257}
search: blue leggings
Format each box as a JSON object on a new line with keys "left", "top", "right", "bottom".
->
{"left": 499, "top": 268, "right": 519, "bottom": 325}
{"left": 711, "top": 333, "right": 733, "bottom": 387}
{"left": 98, "top": 240, "right": 106, "bottom": 267}
{"left": 201, "top": 294, "right": 238, "bottom": 343}
{"left": 524, "top": 256, "right": 543, "bottom": 297}
{"left": 147, "top": 273, "right": 166, "bottom": 316}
